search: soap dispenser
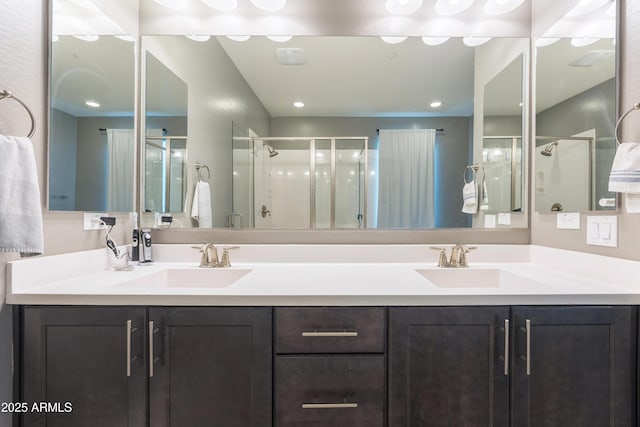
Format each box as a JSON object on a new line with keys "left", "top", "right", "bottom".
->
{"left": 140, "top": 229, "right": 153, "bottom": 264}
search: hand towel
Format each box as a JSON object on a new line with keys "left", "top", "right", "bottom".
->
{"left": 480, "top": 178, "right": 489, "bottom": 211}
{"left": 0, "top": 135, "right": 44, "bottom": 255}
{"left": 191, "top": 180, "right": 212, "bottom": 227}
{"left": 461, "top": 181, "right": 478, "bottom": 214}
{"left": 608, "top": 142, "right": 640, "bottom": 213}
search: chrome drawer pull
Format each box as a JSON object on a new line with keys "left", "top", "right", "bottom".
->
{"left": 301, "top": 403, "right": 358, "bottom": 409}
{"left": 149, "top": 321, "right": 154, "bottom": 378}
{"left": 525, "top": 319, "right": 531, "bottom": 376}
{"left": 301, "top": 331, "right": 358, "bottom": 337}
{"left": 504, "top": 319, "right": 509, "bottom": 376}
{"left": 126, "top": 320, "right": 132, "bottom": 377}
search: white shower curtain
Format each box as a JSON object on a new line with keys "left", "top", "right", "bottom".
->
{"left": 107, "top": 129, "right": 135, "bottom": 212}
{"left": 377, "top": 129, "right": 435, "bottom": 228}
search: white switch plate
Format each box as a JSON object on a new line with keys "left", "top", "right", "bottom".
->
{"left": 498, "top": 213, "right": 511, "bottom": 225}
{"left": 586, "top": 216, "right": 618, "bottom": 247}
{"left": 484, "top": 214, "right": 497, "bottom": 228}
{"left": 556, "top": 212, "right": 581, "bottom": 229}
{"left": 83, "top": 212, "right": 108, "bottom": 230}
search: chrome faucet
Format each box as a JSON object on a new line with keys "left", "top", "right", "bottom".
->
{"left": 194, "top": 244, "right": 239, "bottom": 268}
{"left": 430, "top": 244, "right": 476, "bottom": 268}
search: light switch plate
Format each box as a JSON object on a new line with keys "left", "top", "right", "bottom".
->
{"left": 484, "top": 214, "right": 497, "bottom": 228}
{"left": 556, "top": 212, "right": 580, "bottom": 229}
{"left": 83, "top": 212, "right": 108, "bottom": 230}
{"left": 498, "top": 213, "right": 511, "bottom": 225}
{"left": 586, "top": 216, "right": 618, "bottom": 247}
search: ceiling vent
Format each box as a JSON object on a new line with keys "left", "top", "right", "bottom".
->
{"left": 275, "top": 48, "right": 306, "bottom": 65}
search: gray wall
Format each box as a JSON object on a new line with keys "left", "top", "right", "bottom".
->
{"left": 271, "top": 116, "right": 472, "bottom": 228}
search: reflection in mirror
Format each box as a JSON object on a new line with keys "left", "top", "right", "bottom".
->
{"left": 49, "top": 0, "right": 136, "bottom": 212}
{"left": 145, "top": 35, "right": 528, "bottom": 229}
{"left": 483, "top": 54, "right": 524, "bottom": 214}
{"left": 534, "top": 1, "right": 616, "bottom": 212}
{"left": 143, "top": 52, "right": 188, "bottom": 218}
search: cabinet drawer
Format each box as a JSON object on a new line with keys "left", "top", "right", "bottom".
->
{"left": 275, "top": 355, "right": 385, "bottom": 427}
{"left": 275, "top": 307, "right": 385, "bottom": 354}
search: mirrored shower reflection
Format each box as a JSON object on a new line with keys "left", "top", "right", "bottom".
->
{"left": 232, "top": 136, "right": 370, "bottom": 229}
{"left": 144, "top": 135, "right": 187, "bottom": 214}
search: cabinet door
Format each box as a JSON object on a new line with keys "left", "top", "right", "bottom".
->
{"left": 148, "top": 307, "right": 272, "bottom": 427}
{"left": 21, "top": 306, "right": 147, "bottom": 427}
{"left": 511, "top": 306, "right": 636, "bottom": 427}
{"left": 389, "top": 306, "right": 510, "bottom": 427}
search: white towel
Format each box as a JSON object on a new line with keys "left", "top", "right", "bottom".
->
{"left": 608, "top": 142, "right": 640, "bottom": 212}
{"left": 0, "top": 135, "right": 44, "bottom": 255}
{"left": 461, "top": 181, "right": 478, "bottom": 214}
{"left": 480, "top": 179, "right": 489, "bottom": 211}
{"left": 191, "top": 180, "right": 212, "bottom": 227}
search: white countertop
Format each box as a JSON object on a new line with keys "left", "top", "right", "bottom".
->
{"left": 6, "top": 244, "right": 640, "bottom": 306}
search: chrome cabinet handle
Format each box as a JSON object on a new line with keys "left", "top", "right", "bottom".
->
{"left": 301, "top": 403, "right": 358, "bottom": 409}
{"left": 525, "top": 319, "right": 531, "bottom": 376}
{"left": 126, "top": 320, "right": 132, "bottom": 377}
{"left": 149, "top": 320, "right": 154, "bottom": 378}
{"left": 504, "top": 319, "right": 509, "bottom": 376}
{"left": 301, "top": 331, "right": 358, "bottom": 337}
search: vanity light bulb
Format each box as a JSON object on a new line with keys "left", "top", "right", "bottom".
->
{"left": 267, "top": 35, "right": 293, "bottom": 42}
{"left": 226, "top": 35, "right": 251, "bottom": 42}
{"left": 381, "top": 36, "right": 408, "bottom": 45}
{"left": 249, "top": 0, "right": 286, "bottom": 12}
{"left": 462, "top": 36, "right": 491, "bottom": 47}
{"left": 186, "top": 35, "right": 211, "bottom": 42}
{"left": 385, "top": 0, "right": 423, "bottom": 15}
{"left": 421, "top": 36, "right": 450, "bottom": 46}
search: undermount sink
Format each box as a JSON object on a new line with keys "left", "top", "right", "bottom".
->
{"left": 119, "top": 268, "right": 252, "bottom": 289}
{"left": 416, "top": 268, "right": 532, "bottom": 288}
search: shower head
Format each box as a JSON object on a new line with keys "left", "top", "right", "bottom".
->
{"left": 264, "top": 143, "right": 279, "bottom": 157}
{"left": 541, "top": 141, "right": 558, "bottom": 157}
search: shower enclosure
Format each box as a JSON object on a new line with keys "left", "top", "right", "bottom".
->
{"left": 144, "top": 135, "right": 187, "bottom": 214}
{"left": 482, "top": 136, "right": 523, "bottom": 213}
{"left": 232, "top": 136, "right": 370, "bottom": 229}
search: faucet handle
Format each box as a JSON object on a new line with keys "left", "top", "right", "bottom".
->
{"left": 429, "top": 246, "right": 449, "bottom": 267}
{"left": 220, "top": 246, "right": 240, "bottom": 267}
{"left": 192, "top": 244, "right": 210, "bottom": 267}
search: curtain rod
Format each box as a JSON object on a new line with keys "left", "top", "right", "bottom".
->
{"left": 376, "top": 128, "right": 444, "bottom": 135}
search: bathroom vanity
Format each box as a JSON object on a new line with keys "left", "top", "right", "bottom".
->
{"left": 8, "top": 245, "right": 640, "bottom": 426}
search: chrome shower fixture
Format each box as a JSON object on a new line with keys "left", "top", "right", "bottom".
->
{"left": 264, "top": 143, "right": 279, "bottom": 157}
{"left": 541, "top": 141, "right": 558, "bottom": 157}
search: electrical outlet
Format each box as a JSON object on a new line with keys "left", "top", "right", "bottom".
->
{"left": 83, "top": 212, "right": 109, "bottom": 230}
{"left": 556, "top": 212, "right": 580, "bottom": 230}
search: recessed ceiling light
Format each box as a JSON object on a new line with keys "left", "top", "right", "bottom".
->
{"left": 249, "top": 0, "right": 286, "bottom": 11}
{"left": 153, "top": 0, "right": 188, "bottom": 10}
{"left": 293, "top": 101, "right": 305, "bottom": 108}
{"left": 186, "top": 35, "right": 211, "bottom": 42}
{"left": 114, "top": 35, "right": 136, "bottom": 42}
{"left": 463, "top": 36, "right": 491, "bottom": 47}
{"left": 201, "top": 0, "right": 238, "bottom": 11}
{"left": 430, "top": 100, "right": 443, "bottom": 108}
{"left": 85, "top": 100, "right": 100, "bottom": 108}
{"left": 226, "top": 35, "right": 251, "bottom": 42}
{"left": 535, "top": 37, "right": 560, "bottom": 47}
{"left": 267, "top": 35, "right": 293, "bottom": 42}
{"left": 385, "top": 0, "right": 423, "bottom": 15}
{"left": 73, "top": 35, "right": 99, "bottom": 42}
{"left": 434, "top": 0, "right": 474, "bottom": 15}
{"left": 483, "top": 0, "right": 525, "bottom": 16}
{"left": 421, "top": 36, "right": 449, "bottom": 46}
{"left": 381, "top": 36, "right": 407, "bottom": 45}
{"left": 570, "top": 37, "right": 600, "bottom": 47}
{"left": 567, "top": 0, "right": 609, "bottom": 16}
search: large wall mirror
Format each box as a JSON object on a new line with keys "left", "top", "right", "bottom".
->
{"left": 533, "top": 0, "right": 617, "bottom": 212}
{"left": 48, "top": 0, "right": 137, "bottom": 212}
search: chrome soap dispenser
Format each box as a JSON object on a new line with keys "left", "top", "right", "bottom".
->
{"left": 140, "top": 229, "right": 153, "bottom": 264}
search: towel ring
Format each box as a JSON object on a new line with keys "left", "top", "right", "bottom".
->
{"left": 615, "top": 101, "right": 640, "bottom": 145}
{"left": 0, "top": 90, "right": 36, "bottom": 138}
{"left": 195, "top": 163, "right": 210, "bottom": 182}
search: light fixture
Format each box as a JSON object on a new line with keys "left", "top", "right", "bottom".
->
{"left": 249, "top": 0, "right": 286, "bottom": 12}
{"left": 201, "top": 0, "right": 238, "bottom": 11}
{"left": 114, "top": 35, "right": 136, "bottom": 42}
{"left": 226, "top": 35, "right": 251, "bottom": 42}
{"left": 73, "top": 35, "right": 99, "bottom": 42}
{"left": 535, "top": 37, "right": 560, "bottom": 47}
{"left": 483, "top": 0, "right": 525, "bottom": 15}
{"left": 186, "top": 35, "right": 211, "bottom": 42}
{"left": 293, "top": 101, "right": 304, "bottom": 108}
{"left": 153, "top": 0, "right": 189, "bottom": 10}
{"left": 381, "top": 36, "right": 407, "bottom": 45}
{"left": 421, "top": 36, "right": 449, "bottom": 46}
{"left": 570, "top": 37, "right": 600, "bottom": 47}
{"left": 462, "top": 36, "right": 491, "bottom": 46}
{"left": 430, "top": 100, "right": 443, "bottom": 108}
{"left": 385, "top": 0, "right": 423, "bottom": 15}
{"left": 567, "top": 0, "right": 609, "bottom": 16}
{"left": 434, "top": 0, "right": 474, "bottom": 16}
{"left": 267, "top": 35, "right": 293, "bottom": 42}
{"left": 85, "top": 100, "right": 100, "bottom": 108}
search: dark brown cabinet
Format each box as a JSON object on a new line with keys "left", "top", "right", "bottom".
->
{"left": 21, "top": 306, "right": 147, "bottom": 427}
{"left": 511, "top": 306, "right": 636, "bottom": 427}
{"left": 388, "top": 306, "right": 510, "bottom": 427}
{"left": 148, "top": 307, "right": 272, "bottom": 427}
